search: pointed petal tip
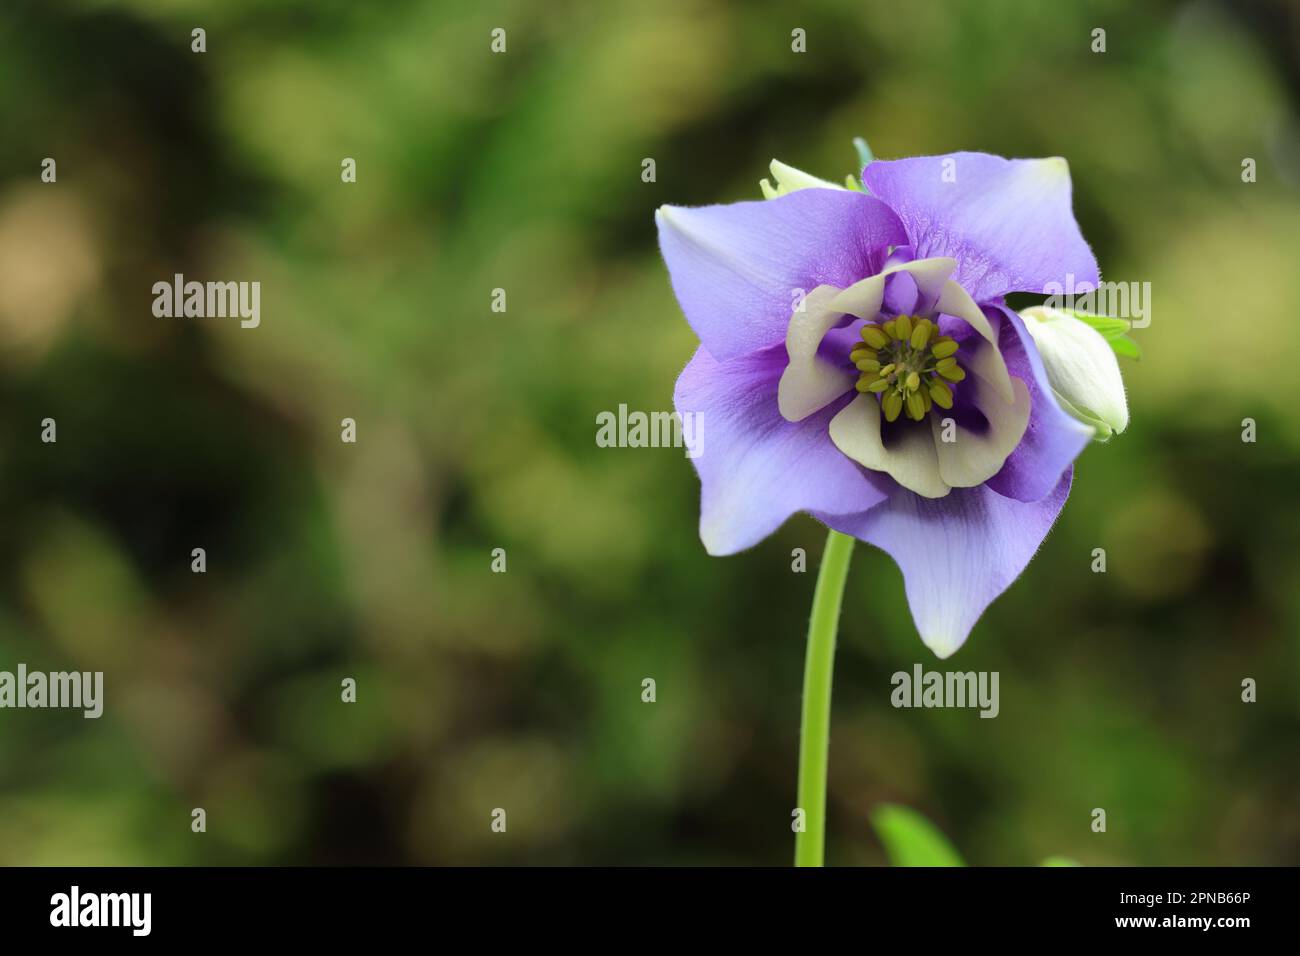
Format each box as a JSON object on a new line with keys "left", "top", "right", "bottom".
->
{"left": 701, "top": 537, "right": 729, "bottom": 558}
{"left": 1040, "top": 156, "right": 1069, "bottom": 176}
{"left": 922, "top": 631, "right": 964, "bottom": 660}
{"left": 700, "top": 519, "right": 751, "bottom": 558}
{"left": 656, "top": 203, "right": 699, "bottom": 228}
{"left": 699, "top": 516, "right": 732, "bottom": 557}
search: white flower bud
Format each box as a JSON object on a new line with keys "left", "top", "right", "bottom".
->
{"left": 759, "top": 159, "right": 844, "bottom": 199}
{"left": 1020, "top": 306, "right": 1129, "bottom": 440}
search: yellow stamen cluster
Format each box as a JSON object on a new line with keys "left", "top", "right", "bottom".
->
{"left": 851, "top": 315, "right": 966, "bottom": 422}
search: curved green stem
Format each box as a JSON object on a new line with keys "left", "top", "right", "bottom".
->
{"left": 794, "top": 529, "right": 855, "bottom": 867}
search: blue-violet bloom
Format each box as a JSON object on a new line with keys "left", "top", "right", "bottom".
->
{"left": 656, "top": 151, "right": 1127, "bottom": 657}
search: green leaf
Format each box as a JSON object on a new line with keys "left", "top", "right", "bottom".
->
{"left": 871, "top": 804, "right": 965, "bottom": 867}
{"left": 1041, "top": 856, "right": 1082, "bottom": 867}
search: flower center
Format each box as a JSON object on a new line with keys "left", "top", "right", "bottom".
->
{"left": 850, "top": 315, "right": 966, "bottom": 423}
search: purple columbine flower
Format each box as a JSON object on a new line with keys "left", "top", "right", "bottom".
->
{"left": 657, "top": 151, "right": 1118, "bottom": 658}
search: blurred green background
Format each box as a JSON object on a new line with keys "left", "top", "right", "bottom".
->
{"left": 0, "top": 0, "right": 1297, "bottom": 865}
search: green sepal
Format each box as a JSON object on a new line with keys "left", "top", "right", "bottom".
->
{"left": 1107, "top": 335, "right": 1142, "bottom": 360}
{"left": 1066, "top": 309, "right": 1142, "bottom": 361}
{"left": 853, "top": 137, "right": 874, "bottom": 194}
{"left": 1052, "top": 387, "right": 1115, "bottom": 442}
{"left": 853, "top": 136, "right": 875, "bottom": 170}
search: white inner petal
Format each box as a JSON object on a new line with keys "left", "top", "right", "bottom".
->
{"left": 828, "top": 394, "right": 951, "bottom": 499}
{"left": 777, "top": 286, "right": 856, "bottom": 421}
{"left": 896, "top": 257, "right": 956, "bottom": 312}
{"left": 778, "top": 257, "right": 957, "bottom": 422}
{"left": 932, "top": 362, "right": 1031, "bottom": 488}
{"left": 935, "top": 280, "right": 1014, "bottom": 402}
